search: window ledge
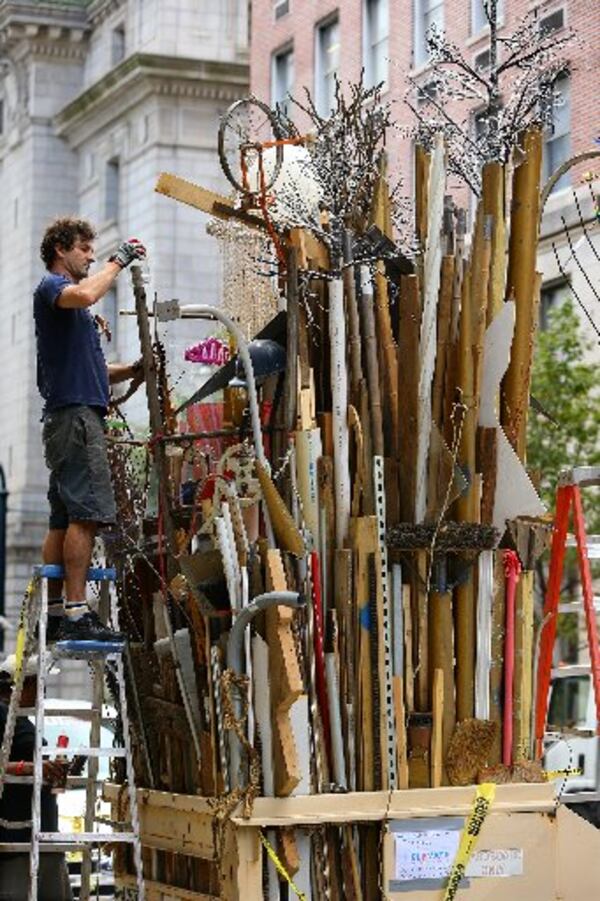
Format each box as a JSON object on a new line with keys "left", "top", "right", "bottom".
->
{"left": 409, "top": 60, "right": 433, "bottom": 79}
{"left": 465, "top": 22, "right": 505, "bottom": 48}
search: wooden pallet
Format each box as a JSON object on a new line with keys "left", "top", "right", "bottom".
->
{"left": 106, "top": 782, "right": 600, "bottom": 899}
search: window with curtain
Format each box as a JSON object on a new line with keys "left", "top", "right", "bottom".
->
{"left": 316, "top": 17, "right": 340, "bottom": 117}
{"left": 543, "top": 73, "right": 571, "bottom": 191}
{"left": 471, "top": 0, "right": 503, "bottom": 35}
{"left": 364, "top": 0, "right": 389, "bottom": 89}
{"left": 272, "top": 45, "right": 294, "bottom": 115}
{"left": 414, "top": 0, "right": 444, "bottom": 67}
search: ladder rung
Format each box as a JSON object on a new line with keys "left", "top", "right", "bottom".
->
{"left": 34, "top": 564, "right": 117, "bottom": 582}
{"left": 38, "top": 831, "right": 135, "bottom": 843}
{"left": 0, "top": 842, "right": 93, "bottom": 853}
{"left": 18, "top": 707, "right": 114, "bottom": 721}
{"left": 565, "top": 535, "right": 600, "bottom": 558}
{"left": 561, "top": 791, "right": 600, "bottom": 805}
{"left": 41, "top": 747, "right": 126, "bottom": 757}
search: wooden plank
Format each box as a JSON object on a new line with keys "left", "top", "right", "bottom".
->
{"left": 231, "top": 782, "right": 555, "bottom": 826}
{"left": 117, "top": 875, "right": 218, "bottom": 901}
{"left": 221, "top": 824, "right": 262, "bottom": 900}
{"left": 402, "top": 585, "right": 414, "bottom": 713}
{"left": 454, "top": 574, "right": 475, "bottom": 723}
{"left": 429, "top": 590, "right": 455, "bottom": 782}
{"left": 155, "top": 172, "right": 264, "bottom": 230}
{"left": 431, "top": 669, "right": 443, "bottom": 789}
{"left": 350, "top": 516, "right": 378, "bottom": 791}
{"left": 104, "top": 786, "right": 215, "bottom": 860}
{"left": 393, "top": 675, "right": 409, "bottom": 789}
{"left": 265, "top": 549, "right": 303, "bottom": 796}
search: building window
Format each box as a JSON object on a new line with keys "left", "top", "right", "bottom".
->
{"left": 540, "top": 278, "right": 569, "bottom": 330}
{"left": 105, "top": 158, "right": 120, "bottom": 222}
{"left": 272, "top": 45, "right": 294, "bottom": 115}
{"left": 364, "top": 0, "right": 389, "bottom": 89}
{"left": 543, "top": 72, "right": 570, "bottom": 191}
{"left": 315, "top": 16, "right": 340, "bottom": 117}
{"left": 100, "top": 287, "right": 118, "bottom": 361}
{"left": 471, "top": 0, "right": 503, "bottom": 35}
{"left": 539, "top": 7, "right": 565, "bottom": 37}
{"left": 273, "top": 0, "right": 289, "bottom": 19}
{"left": 111, "top": 24, "right": 126, "bottom": 66}
{"left": 414, "top": 0, "right": 444, "bottom": 67}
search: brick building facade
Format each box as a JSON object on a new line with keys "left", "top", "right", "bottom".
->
{"left": 250, "top": 0, "right": 600, "bottom": 345}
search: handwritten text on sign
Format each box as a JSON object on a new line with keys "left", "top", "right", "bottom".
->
{"left": 394, "top": 832, "right": 523, "bottom": 881}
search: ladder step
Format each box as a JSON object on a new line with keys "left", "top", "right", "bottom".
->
{"left": 38, "top": 831, "right": 135, "bottom": 844}
{"left": 52, "top": 641, "right": 125, "bottom": 658}
{"left": 42, "top": 746, "right": 126, "bottom": 757}
{"left": 34, "top": 564, "right": 117, "bottom": 582}
{"left": 559, "top": 466, "right": 600, "bottom": 488}
{"left": 565, "top": 535, "right": 600, "bottom": 558}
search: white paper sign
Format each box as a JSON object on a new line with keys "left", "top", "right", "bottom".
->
{"left": 394, "top": 829, "right": 460, "bottom": 881}
{"left": 467, "top": 848, "right": 524, "bottom": 878}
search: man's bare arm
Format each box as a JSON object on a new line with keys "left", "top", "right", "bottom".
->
{"left": 57, "top": 262, "right": 121, "bottom": 310}
{"left": 108, "top": 360, "right": 143, "bottom": 385}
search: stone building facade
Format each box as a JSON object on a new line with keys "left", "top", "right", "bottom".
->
{"left": 250, "top": 0, "right": 600, "bottom": 347}
{"left": 0, "top": 0, "right": 248, "bottom": 695}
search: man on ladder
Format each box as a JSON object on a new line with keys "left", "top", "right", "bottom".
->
{"left": 0, "top": 655, "right": 71, "bottom": 901}
{"left": 34, "top": 218, "right": 146, "bottom": 642}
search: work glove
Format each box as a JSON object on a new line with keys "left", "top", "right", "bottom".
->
{"left": 109, "top": 238, "right": 146, "bottom": 269}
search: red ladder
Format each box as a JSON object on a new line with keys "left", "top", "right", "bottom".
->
{"left": 534, "top": 466, "right": 600, "bottom": 758}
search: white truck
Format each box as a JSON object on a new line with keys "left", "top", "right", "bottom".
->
{"left": 544, "top": 664, "right": 600, "bottom": 826}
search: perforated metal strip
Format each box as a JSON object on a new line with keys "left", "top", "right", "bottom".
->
{"left": 373, "top": 455, "right": 397, "bottom": 789}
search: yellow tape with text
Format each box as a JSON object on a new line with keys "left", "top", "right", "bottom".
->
{"left": 443, "top": 782, "right": 496, "bottom": 900}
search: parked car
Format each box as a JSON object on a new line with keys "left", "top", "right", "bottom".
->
{"left": 543, "top": 665, "right": 600, "bottom": 826}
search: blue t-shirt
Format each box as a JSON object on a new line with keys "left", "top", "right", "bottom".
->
{"left": 34, "top": 272, "right": 109, "bottom": 415}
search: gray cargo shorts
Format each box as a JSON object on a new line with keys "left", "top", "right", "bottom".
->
{"left": 42, "top": 405, "right": 116, "bottom": 530}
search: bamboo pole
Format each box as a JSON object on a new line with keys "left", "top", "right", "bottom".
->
{"left": 482, "top": 161, "right": 507, "bottom": 326}
{"left": 342, "top": 228, "right": 363, "bottom": 406}
{"left": 375, "top": 263, "right": 400, "bottom": 459}
{"left": 397, "top": 274, "right": 421, "bottom": 523}
{"left": 513, "top": 569, "right": 535, "bottom": 761}
{"left": 455, "top": 263, "right": 474, "bottom": 524}
{"left": 431, "top": 669, "right": 444, "bottom": 788}
{"left": 429, "top": 588, "right": 455, "bottom": 783}
{"left": 415, "top": 144, "right": 430, "bottom": 248}
{"left": 501, "top": 128, "right": 543, "bottom": 459}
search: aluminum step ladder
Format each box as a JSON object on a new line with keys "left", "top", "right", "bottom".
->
{"left": 0, "top": 564, "right": 145, "bottom": 901}
{"left": 535, "top": 466, "right": 600, "bottom": 760}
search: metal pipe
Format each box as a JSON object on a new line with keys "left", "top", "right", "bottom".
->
{"left": 226, "top": 590, "right": 304, "bottom": 788}
{"left": 165, "top": 304, "right": 266, "bottom": 467}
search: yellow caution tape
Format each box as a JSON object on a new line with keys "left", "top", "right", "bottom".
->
{"left": 259, "top": 831, "right": 307, "bottom": 900}
{"left": 14, "top": 578, "right": 36, "bottom": 681}
{"left": 443, "top": 782, "right": 496, "bottom": 901}
{"left": 544, "top": 768, "right": 583, "bottom": 779}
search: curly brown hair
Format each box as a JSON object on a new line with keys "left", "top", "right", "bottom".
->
{"left": 40, "top": 217, "right": 96, "bottom": 269}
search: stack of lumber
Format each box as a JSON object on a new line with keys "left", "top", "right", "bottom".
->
{"left": 110, "top": 122, "right": 553, "bottom": 898}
